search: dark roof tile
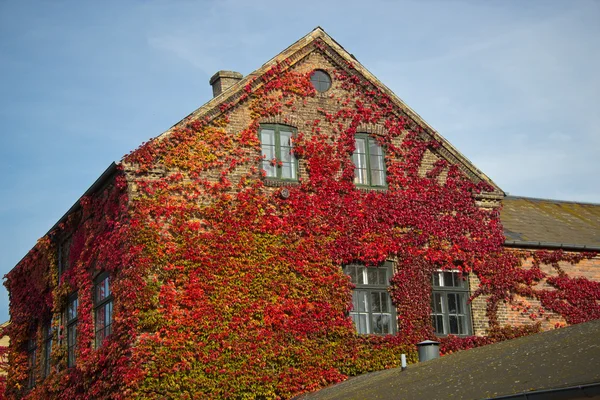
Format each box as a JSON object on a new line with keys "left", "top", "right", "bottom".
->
{"left": 298, "top": 319, "right": 600, "bottom": 400}
{"left": 501, "top": 196, "right": 600, "bottom": 248}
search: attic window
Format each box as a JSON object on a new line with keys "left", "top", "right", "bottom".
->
{"left": 310, "top": 70, "right": 331, "bottom": 92}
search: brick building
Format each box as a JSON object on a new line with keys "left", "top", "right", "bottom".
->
{"left": 4, "top": 28, "right": 600, "bottom": 399}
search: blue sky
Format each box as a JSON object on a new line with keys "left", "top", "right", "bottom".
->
{"left": 1, "top": 0, "right": 599, "bottom": 322}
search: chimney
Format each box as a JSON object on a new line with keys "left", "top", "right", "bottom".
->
{"left": 209, "top": 70, "right": 243, "bottom": 98}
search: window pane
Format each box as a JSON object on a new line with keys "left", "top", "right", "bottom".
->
{"left": 433, "top": 272, "right": 441, "bottom": 287}
{"left": 44, "top": 338, "right": 52, "bottom": 377}
{"left": 261, "top": 161, "right": 276, "bottom": 177}
{"left": 280, "top": 146, "right": 293, "bottom": 163}
{"left": 369, "top": 151, "right": 384, "bottom": 172}
{"left": 350, "top": 313, "right": 358, "bottom": 329}
{"left": 260, "top": 129, "right": 274, "bottom": 145}
{"left": 28, "top": 348, "right": 36, "bottom": 388}
{"left": 106, "top": 301, "right": 113, "bottom": 326}
{"left": 354, "top": 167, "right": 368, "bottom": 185}
{"left": 369, "top": 139, "right": 382, "bottom": 156}
{"left": 356, "top": 291, "right": 368, "bottom": 312}
{"left": 353, "top": 149, "right": 368, "bottom": 185}
{"left": 262, "top": 144, "right": 275, "bottom": 160}
{"left": 380, "top": 293, "right": 389, "bottom": 312}
{"left": 449, "top": 315, "right": 459, "bottom": 334}
{"left": 96, "top": 307, "right": 106, "bottom": 330}
{"left": 432, "top": 293, "right": 444, "bottom": 313}
{"left": 260, "top": 127, "right": 276, "bottom": 179}
{"left": 436, "top": 315, "right": 445, "bottom": 334}
{"left": 281, "top": 163, "right": 293, "bottom": 179}
{"left": 355, "top": 138, "right": 366, "bottom": 154}
{"left": 346, "top": 265, "right": 356, "bottom": 283}
{"left": 381, "top": 314, "right": 391, "bottom": 334}
{"left": 353, "top": 138, "right": 368, "bottom": 185}
{"left": 371, "top": 292, "right": 381, "bottom": 312}
{"left": 96, "top": 277, "right": 109, "bottom": 302}
{"left": 59, "top": 236, "right": 72, "bottom": 273}
{"left": 356, "top": 266, "right": 365, "bottom": 285}
{"left": 279, "top": 131, "right": 293, "bottom": 147}
{"left": 373, "top": 314, "right": 390, "bottom": 334}
{"left": 67, "top": 324, "right": 77, "bottom": 367}
{"left": 456, "top": 293, "right": 464, "bottom": 314}
{"left": 367, "top": 268, "right": 378, "bottom": 285}
{"left": 458, "top": 316, "right": 466, "bottom": 335}
{"left": 352, "top": 152, "right": 364, "bottom": 168}
{"left": 68, "top": 297, "right": 78, "bottom": 321}
{"left": 68, "top": 326, "right": 76, "bottom": 347}
{"left": 358, "top": 314, "right": 369, "bottom": 334}
{"left": 378, "top": 268, "right": 387, "bottom": 285}
{"left": 371, "top": 168, "right": 385, "bottom": 186}
{"left": 281, "top": 164, "right": 292, "bottom": 179}
{"left": 99, "top": 279, "right": 106, "bottom": 300}
{"left": 443, "top": 272, "right": 454, "bottom": 287}
{"left": 448, "top": 293, "right": 457, "bottom": 314}
{"left": 347, "top": 265, "right": 357, "bottom": 284}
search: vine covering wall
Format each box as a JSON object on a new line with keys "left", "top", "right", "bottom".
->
{"left": 4, "top": 34, "right": 599, "bottom": 399}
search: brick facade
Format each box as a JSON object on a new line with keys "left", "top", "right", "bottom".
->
{"left": 5, "top": 27, "right": 599, "bottom": 398}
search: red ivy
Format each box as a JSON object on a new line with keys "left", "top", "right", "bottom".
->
{"left": 4, "top": 41, "right": 599, "bottom": 399}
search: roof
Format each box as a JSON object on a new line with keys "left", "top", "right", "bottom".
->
{"left": 501, "top": 196, "right": 600, "bottom": 250}
{"left": 297, "top": 319, "right": 600, "bottom": 400}
{"left": 11, "top": 162, "right": 118, "bottom": 271}
{"left": 139, "top": 27, "right": 504, "bottom": 198}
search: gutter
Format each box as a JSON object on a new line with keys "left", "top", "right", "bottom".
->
{"left": 10, "top": 163, "right": 119, "bottom": 272}
{"left": 504, "top": 240, "right": 600, "bottom": 252}
{"left": 47, "top": 162, "right": 118, "bottom": 236}
{"left": 490, "top": 381, "right": 600, "bottom": 399}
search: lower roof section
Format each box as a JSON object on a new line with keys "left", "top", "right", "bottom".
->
{"left": 297, "top": 319, "right": 600, "bottom": 400}
{"left": 501, "top": 196, "right": 600, "bottom": 250}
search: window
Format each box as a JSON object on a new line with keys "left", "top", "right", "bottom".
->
{"left": 353, "top": 134, "right": 386, "bottom": 187}
{"left": 66, "top": 294, "right": 78, "bottom": 367}
{"left": 260, "top": 125, "right": 297, "bottom": 181}
{"left": 94, "top": 274, "right": 113, "bottom": 348}
{"left": 27, "top": 334, "right": 37, "bottom": 389}
{"left": 344, "top": 262, "right": 396, "bottom": 335}
{"left": 42, "top": 322, "right": 53, "bottom": 378}
{"left": 310, "top": 70, "right": 331, "bottom": 92}
{"left": 431, "top": 271, "right": 472, "bottom": 336}
{"left": 58, "top": 235, "right": 72, "bottom": 276}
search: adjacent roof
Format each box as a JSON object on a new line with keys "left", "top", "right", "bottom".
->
{"left": 501, "top": 196, "right": 600, "bottom": 250}
{"left": 297, "top": 319, "right": 600, "bottom": 400}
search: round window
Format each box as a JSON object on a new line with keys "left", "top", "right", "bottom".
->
{"left": 310, "top": 70, "right": 332, "bottom": 93}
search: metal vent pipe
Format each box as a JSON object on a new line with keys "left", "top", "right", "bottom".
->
{"left": 417, "top": 340, "right": 440, "bottom": 362}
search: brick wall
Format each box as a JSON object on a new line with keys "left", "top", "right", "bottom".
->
{"left": 475, "top": 251, "right": 600, "bottom": 334}
{"left": 124, "top": 42, "right": 598, "bottom": 340}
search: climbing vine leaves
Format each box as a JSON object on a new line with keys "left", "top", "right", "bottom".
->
{"left": 4, "top": 42, "right": 599, "bottom": 399}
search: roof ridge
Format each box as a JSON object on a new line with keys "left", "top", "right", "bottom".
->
{"left": 130, "top": 27, "right": 504, "bottom": 196}
{"left": 505, "top": 195, "right": 600, "bottom": 206}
